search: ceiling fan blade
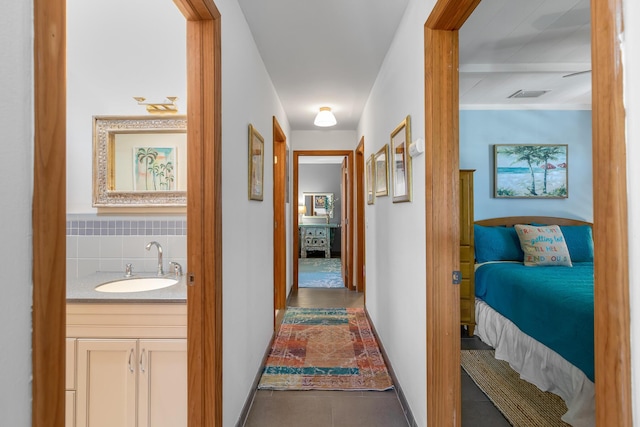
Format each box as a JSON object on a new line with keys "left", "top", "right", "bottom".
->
{"left": 562, "top": 70, "right": 592, "bottom": 78}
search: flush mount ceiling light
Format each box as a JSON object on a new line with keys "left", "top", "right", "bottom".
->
{"left": 314, "top": 106, "right": 337, "bottom": 127}
{"left": 508, "top": 90, "right": 550, "bottom": 99}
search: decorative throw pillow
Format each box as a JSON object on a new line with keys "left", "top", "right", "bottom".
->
{"left": 514, "top": 224, "right": 573, "bottom": 267}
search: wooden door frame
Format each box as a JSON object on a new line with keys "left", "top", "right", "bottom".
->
{"left": 355, "top": 138, "right": 366, "bottom": 294}
{"left": 33, "top": 0, "right": 223, "bottom": 425}
{"left": 424, "top": 0, "right": 632, "bottom": 425}
{"left": 292, "top": 150, "right": 354, "bottom": 292}
{"left": 272, "top": 116, "right": 287, "bottom": 326}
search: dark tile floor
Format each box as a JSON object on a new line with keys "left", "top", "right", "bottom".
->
{"left": 241, "top": 288, "right": 508, "bottom": 427}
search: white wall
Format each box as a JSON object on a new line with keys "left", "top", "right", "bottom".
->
{"left": 460, "top": 110, "right": 593, "bottom": 221}
{"left": 357, "top": 1, "right": 435, "bottom": 424}
{"left": 292, "top": 129, "right": 358, "bottom": 151}
{"left": 0, "top": 1, "right": 32, "bottom": 424}
{"left": 216, "top": 1, "right": 290, "bottom": 425}
{"left": 623, "top": 0, "right": 640, "bottom": 424}
{"left": 67, "top": 0, "right": 187, "bottom": 213}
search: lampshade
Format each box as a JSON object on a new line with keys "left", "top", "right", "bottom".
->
{"left": 313, "top": 107, "right": 337, "bottom": 127}
{"left": 298, "top": 205, "right": 307, "bottom": 215}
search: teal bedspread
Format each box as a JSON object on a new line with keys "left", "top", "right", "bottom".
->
{"left": 475, "top": 261, "right": 594, "bottom": 381}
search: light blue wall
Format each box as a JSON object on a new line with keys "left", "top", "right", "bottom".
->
{"left": 460, "top": 110, "right": 593, "bottom": 222}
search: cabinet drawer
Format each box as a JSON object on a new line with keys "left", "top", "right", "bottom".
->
{"left": 315, "top": 228, "right": 327, "bottom": 237}
{"left": 460, "top": 262, "right": 472, "bottom": 279}
{"left": 460, "top": 278, "right": 473, "bottom": 299}
{"left": 460, "top": 299, "right": 474, "bottom": 322}
{"left": 460, "top": 246, "right": 474, "bottom": 263}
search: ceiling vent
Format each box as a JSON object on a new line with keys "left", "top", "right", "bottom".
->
{"left": 508, "top": 90, "right": 550, "bottom": 99}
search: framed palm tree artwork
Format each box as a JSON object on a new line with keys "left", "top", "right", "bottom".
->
{"left": 494, "top": 144, "right": 568, "bottom": 198}
{"left": 134, "top": 146, "right": 177, "bottom": 191}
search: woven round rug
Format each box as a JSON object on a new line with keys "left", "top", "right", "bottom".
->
{"left": 461, "top": 350, "right": 570, "bottom": 427}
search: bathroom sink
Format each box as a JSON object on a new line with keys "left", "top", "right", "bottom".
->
{"left": 95, "top": 277, "right": 179, "bottom": 293}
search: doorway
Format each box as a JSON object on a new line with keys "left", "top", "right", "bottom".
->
{"left": 33, "top": 0, "right": 222, "bottom": 426}
{"left": 273, "top": 116, "right": 287, "bottom": 326}
{"left": 292, "top": 150, "right": 354, "bottom": 295}
{"left": 423, "top": 0, "right": 631, "bottom": 426}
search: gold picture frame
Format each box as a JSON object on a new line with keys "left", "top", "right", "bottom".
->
{"left": 248, "top": 124, "right": 265, "bottom": 201}
{"left": 366, "top": 154, "right": 375, "bottom": 205}
{"left": 390, "top": 115, "right": 412, "bottom": 203}
{"left": 374, "top": 144, "right": 389, "bottom": 197}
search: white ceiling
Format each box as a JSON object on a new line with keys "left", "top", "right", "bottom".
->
{"left": 238, "top": 0, "right": 591, "bottom": 131}
{"left": 459, "top": 0, "right": 591, "bottom": 108}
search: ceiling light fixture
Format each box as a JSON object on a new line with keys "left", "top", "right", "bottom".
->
{"left": 314, "top": 107, "right": 337, "bottom": 127}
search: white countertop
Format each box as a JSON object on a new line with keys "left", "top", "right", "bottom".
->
{"left": 67, "top": 271, "right": 187, "bottom": 303}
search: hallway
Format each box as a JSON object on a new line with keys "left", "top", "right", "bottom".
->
{"left": 241, "top": 288, "right": 508, "bottom": 426}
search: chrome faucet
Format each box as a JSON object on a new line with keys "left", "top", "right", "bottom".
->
{"left": 169, "top": 261, "right": 183, "bottom": 277}
{"left": 145, "top": 241, "right": 164, "bottom": 276}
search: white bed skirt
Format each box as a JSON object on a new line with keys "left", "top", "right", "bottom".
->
{"left": 474, "top": 299, "right": 595, "bottom": 427}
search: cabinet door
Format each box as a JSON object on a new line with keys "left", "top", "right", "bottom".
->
{"left": 138, "top": 339, "right": 187, "bottom": 427}
{"left": 76, "top": 339, "right": 137, "bottom": 427}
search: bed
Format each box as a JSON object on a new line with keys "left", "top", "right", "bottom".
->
{"left": 472, "top": 216, "right": 595, "bottom": 427}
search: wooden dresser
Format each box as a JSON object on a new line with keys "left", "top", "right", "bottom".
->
{"left": 459, "top": 170, "right": 475, "bottom": 336}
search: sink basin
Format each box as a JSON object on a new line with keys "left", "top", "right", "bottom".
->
{"left": 95, "top": 277, "right": 179, "bottom": 293}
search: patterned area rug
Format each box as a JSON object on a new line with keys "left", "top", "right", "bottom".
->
{"left": 298, "top": 258, "right": 344, "bottom": 288}
{"left": 461, "top": 350, "right": 570, "bottom": 427}
{"left": 258, "top": 307, "right": 394, "bottom": 391}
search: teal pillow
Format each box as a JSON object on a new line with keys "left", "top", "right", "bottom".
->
{"left": 474, "top": 225, "right": 524, "bottom": 263}
{"left": 560, "top": 225, "right": 594, "bottom": 262}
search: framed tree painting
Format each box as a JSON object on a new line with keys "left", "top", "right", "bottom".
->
{"left": 494, "top": 144, "right": 568, "bottom": 198}
{"left": 248, "top": 124, "right": 265, "bottom": 201}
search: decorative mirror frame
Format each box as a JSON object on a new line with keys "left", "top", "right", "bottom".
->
{"left": 390, "top": 115, "right": 412, "bottom": 203}
{"left": 374, "top": 144, "right": 389, "bottom": 197}
{"left": 93, "top": 115, "right": 187, "bottom": 208}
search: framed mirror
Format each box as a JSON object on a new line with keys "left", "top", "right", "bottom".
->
{"left": 92, "top": 115, "right": 187, "bottom": 208}
{"left": 302, "top": 192, "right": 334, "bottom": 219}
{"left": 390, "top": 115, "right": 412, "bottom": 203}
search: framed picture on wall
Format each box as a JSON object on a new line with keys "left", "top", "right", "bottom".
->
{"left": 391, "top": 115, "right": 412, "bottom": 203}
{"left": 374, "top": 144, "right": 389, "bottom": 197}
{"left": 494, "top": 144, "right": 568, "bottom": 198}
{"left": 248, "top": 124, "right": 264, "bottom": 201}
{"left": 366, "top": 154, "right": 375, "bottom": 205}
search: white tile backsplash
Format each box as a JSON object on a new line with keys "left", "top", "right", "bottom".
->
{"left": 67, "top": 214, "right": 187, "bottom": 279}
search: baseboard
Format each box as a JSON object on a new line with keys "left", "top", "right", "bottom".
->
{"left": 235, "top": 329, "right": 275, "bottom": 427}
{"left": 235, "top": 288, "right": 294, "bottom": 426}
{"left": 364, "top": 308, "right": 418, "bottom": 427}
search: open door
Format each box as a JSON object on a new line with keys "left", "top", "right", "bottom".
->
{"left": 340, "top": 157, "right": 349, "bottom": 288}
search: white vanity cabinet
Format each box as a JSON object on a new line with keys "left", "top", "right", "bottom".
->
{"left": 67, "top": 304, "right": 187, "bottom": 427}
